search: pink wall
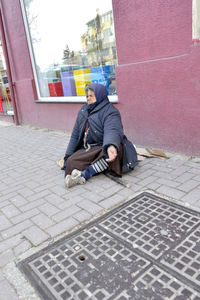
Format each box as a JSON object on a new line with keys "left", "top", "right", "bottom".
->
{"left": 113, "top": 0, "right": 200, "bottom": 155}
{"left": 1, "top": 0, "right": 200, "bottom": 155}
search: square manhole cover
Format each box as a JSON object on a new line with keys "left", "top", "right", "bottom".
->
{"left": 18, "top": 192, "right": 200, "bottom": 300}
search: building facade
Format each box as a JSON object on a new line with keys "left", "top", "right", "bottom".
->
{"left": 0, "top": 0, "right": 200, "bottom": 155}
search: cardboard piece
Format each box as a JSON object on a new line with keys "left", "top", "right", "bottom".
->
{"left": 146, "top": 148, "right": 168, "bottom": 158}
{"left": 137, "top": 155, "right": 146, "bottom": 161}
{"left": 136, "top": 147, "right": 154, "bottom": 157}
{"left": 136, "top": 147, "right": 168, "bottom": 159}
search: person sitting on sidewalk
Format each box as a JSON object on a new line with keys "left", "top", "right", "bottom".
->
{"left": 62, "top": 83, "right": 138, "bottom": 188}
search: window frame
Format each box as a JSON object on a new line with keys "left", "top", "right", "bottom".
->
{"left": 20, "top": 0, "right": 118, "bottom": 103}
{"left": 193, "top": 0, "right": 200, "bottom": 40}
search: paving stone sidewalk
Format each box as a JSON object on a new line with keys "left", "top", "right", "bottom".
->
{"left": 0, "top": 121, "right": 200, "bottom": 299}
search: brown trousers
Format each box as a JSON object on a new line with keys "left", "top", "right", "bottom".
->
{"left": 65, "top": 145, "right": 123, "bottom": 177}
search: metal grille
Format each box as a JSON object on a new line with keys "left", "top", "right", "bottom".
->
{"left": 161, "top": 226, "right": 200, "bottom": 286}
{"left": 18, "top": 192, "right": 200, "bottom": 300}
{"left": 101, "top": 196, "right": 199, "bottom": 259}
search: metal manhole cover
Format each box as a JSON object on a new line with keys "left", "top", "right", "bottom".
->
{"left": 18, "top": 192, "right": 200, "bottom": 300}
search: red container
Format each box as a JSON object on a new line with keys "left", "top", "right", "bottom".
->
{"left": 0, "top": 95, "right": 4, "bottom": 113}
{"left": 48, "top": 82, "right": 64, "bottom": 97}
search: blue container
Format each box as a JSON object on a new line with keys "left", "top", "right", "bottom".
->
{"left": 90, "top": 67, "right": 106, "bottom": 85}
{"left": 102, "top": 66, "right": 112, "bottom": 92}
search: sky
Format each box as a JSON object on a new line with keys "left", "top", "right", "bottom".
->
{"left": 26, "top": 0, "right": 113, "bottom": 70}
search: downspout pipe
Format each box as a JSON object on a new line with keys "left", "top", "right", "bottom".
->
{"left": 0, "top": 8, "right": 19, "bottom": 125}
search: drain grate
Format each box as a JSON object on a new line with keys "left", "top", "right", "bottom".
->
{"left": 18, "top": 192, "right": 200, "bottom": 300}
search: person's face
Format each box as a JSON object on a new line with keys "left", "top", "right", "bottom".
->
{"left": 86, "top": 90, "right": 96, "bottom": 104}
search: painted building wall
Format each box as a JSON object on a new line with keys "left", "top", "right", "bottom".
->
{"left": 113, "top": 0, "right": 200, "bottom": 156}
{"left": 1, "top": 0, "right": 200, "bottom": 155}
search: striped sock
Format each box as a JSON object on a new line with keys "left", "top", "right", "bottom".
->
{"left": 81, "top": 158, "right": 109, "bottom": 180}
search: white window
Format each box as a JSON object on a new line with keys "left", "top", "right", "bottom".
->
{"left": 193, "top": 0, "right": 200, "bottom": 40}
{"left": 20, "top": 0, "right": 118, "bottom": 102}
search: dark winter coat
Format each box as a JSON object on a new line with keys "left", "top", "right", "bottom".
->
{"left": 64, "top": 83, "right": 138, "bottom": 173}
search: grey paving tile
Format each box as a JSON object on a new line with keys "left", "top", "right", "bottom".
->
{"left": 156, "top": 178, "right": 180, "bottom": 188}
{"left": 0, "top": 280, "right": 19, "bottom": 300}
{"left": 17, "top": 187, "right": 35, "bottom": 198}
{"left": 121, "top": 174, "right": 141, "bottom": 184}
{"left": 151, "top": 165, "right": 173, "bottom": 173}
{"left": 98, "top": 185, "right": 123, "bottom": 198}
{"left": 77, "top": 200, "right": 102, "bottom": 215}
{"left": 100, "top": 194, "right": 124, "bottom": 209}
{"left": 73, "top": 210, "right": 92, "bottom": 222}
{"left": 26, "top": 189, "right": 51, "bottom": 202}
{"left": 0, "top": 271, "right": 4, "bottom": 282}
{"left": 22, "top": 225, "right": 49, "bottom": 246}
{"left": 23, "top": 180, "right": 40, "bottom": 189}
{"left": 175, "top": 172, "right": 195, "bottom": 183}
{"left": 117, "top": 188, "right": 135, "bottom": 198}
{"left": 2, "top": 220, "right": 32, "bottom": 239}
{"left": 0, "top": 235, "right": 22, "bottom": 253}
{"left": 46, "top": 218, "right": 78, "bottom": 237}
{"left": 0, "top": 200, "right": 10, "bottom": 209}
{"left": 188, "top": 167, "right": 200, "bottom": 175}
{"left": 184, "top": 161, "right": 200, "bottom": 168}
{"left": 39, "top": 203, "right": 60, "bottom": 217}
{"left": 135, "top": 169, "right": 156, "bottom": 179}
{"left": 137, "top": 175, "right": 159, "bottom": 187}
{"left": 82, "top": 192, "right": 105, "bottom": 202}
{"left": 44, "top": 193, "right": 65, "bottom": 206}
{"left": 178, "top": 180, "right": 200, "bottom": 192}
{"left": 146, "top": 182, "right": 161, "bottom": 190}
{"left": 157, "top": 186, "right": 185, "bottom": 200}
{"left": 14, "top": 240, "right": 31, "bottom": 256}
{"left": 165, "top": 158, "right": 186, "bottom": 169}
{"left": 32, "top": 183, "right": 57, "bottom": 194}
{"left": 181, "top": 189, "right": 200, "bottom": 204}
{"left": 31, "top": 213, "right": 55, "bottom": 229}
{"left": 49, "top": 186, "right": 66, "bottom": 196}
{"left": 1, "top": 204, "right": 21, "bottom": 218}
{"left": 193, "top": 174, "right": 200, "bottom": 181}
{"left": 0, "top": 192, "right": 18, "bottom": 202}
{"left": 11, "top": 209, "right": 40, "bottom": 225}
{"left": 151, "top": 171, "right": 177, "bottom": 180}
{"left": 19, "top": 199, "right": 46, "bottom": 212}
{"left": 52, "top": 205, "right": 81, "bottom": 222}
{"left": 9, "top": 195, "right": 28, "bottom": 207}
{"left": 58, "top": 196, "right": 85, "bottom": 209}
{"left": 0, "top": 215, "right": 12, "bottom": 231}
{"left": 191, "top": 157, "right": 200, "bottom": 163}
{"left": 170, "top": 166, "right": 191, "bottom": 177}
{"left": 0, "top": 250, "right": 14, "bottom": 267}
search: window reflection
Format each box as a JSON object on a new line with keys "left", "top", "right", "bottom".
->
{"left": 193, "top": 0, "right": 200, "bottom": 40}
{"left": 23, "top": 0, "right": 117, "bottom": 98}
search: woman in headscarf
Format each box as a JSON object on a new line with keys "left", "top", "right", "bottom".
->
{"left": 62, "top": 83, "right": 138, "bottom": 188}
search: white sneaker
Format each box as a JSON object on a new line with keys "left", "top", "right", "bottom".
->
{"left": 71, "top": 169, "right": 82, "bottom": 177}
{"left": 65, "top": 174, "right": 86, "bottom": 188}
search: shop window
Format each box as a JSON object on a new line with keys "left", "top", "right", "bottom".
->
{"left": 20, "top": 0, "right": 118, "bottom": 101}
{"left": 0, "top": 41, "right": 13, "bottom": 115}
{"left": 193, "top": 0, "right": 200, "bottom": 40}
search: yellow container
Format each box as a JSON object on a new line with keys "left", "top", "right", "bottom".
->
{"left": 74, "top": 68, "right": 92, "bottom": 96}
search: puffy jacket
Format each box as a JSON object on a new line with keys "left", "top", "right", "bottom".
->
{"left": 64, "top": 83, "right": 138, "bottom": 173}
{"left": 65, "top": 98, "right": 124, "bottom": 156}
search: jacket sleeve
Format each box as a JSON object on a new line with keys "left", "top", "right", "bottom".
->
{"left": 102, "top": 107, "right": 123, "bottom": 154}
{"left": 64, "top": 113, "right": 81, "bottom": 157}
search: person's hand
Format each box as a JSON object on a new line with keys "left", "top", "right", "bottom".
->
{"left": 106, "top": 145, "right": 117, "bottom": 162}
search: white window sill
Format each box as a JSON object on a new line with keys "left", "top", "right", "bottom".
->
{"left": 34, "top": 95, "right": 118, "bottom": 103}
